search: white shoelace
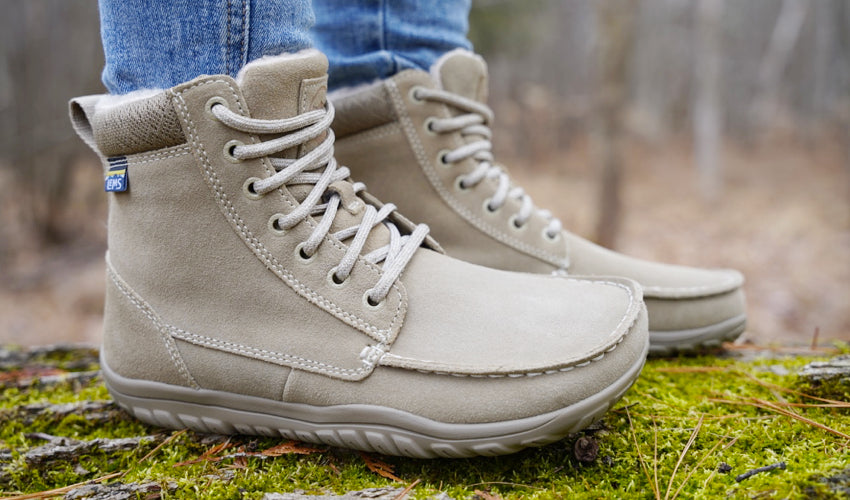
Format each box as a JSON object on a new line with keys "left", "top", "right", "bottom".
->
{"left": 413, "top": 86, "right": 563, "bottom": 239}
{"left": 211, "top": 100, "right": 429, "bottom": 305}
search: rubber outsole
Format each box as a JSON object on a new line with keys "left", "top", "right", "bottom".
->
{"left": 101, "top": 341, "right": 648, "bottom": 459}
{"left": 648, "top": 314, "right": 746, "bottom": 357}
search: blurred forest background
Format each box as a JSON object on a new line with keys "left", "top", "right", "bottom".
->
{"left": 0, "top": 0, "right": 848, "bottom": 347}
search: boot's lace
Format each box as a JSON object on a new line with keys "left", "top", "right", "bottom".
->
{"left": 413, "top": 87, "right": 563, "bottom": 239}
{"left": 211, "top": 100, "right": 429, "bottom": 305}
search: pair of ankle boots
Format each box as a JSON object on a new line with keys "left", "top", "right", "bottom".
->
{"left": 70, "top": 50, "right": 745, "bottom": 458}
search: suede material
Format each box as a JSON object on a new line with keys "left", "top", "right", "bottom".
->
{"left": 175, "top": 341, "right": 291, "bottom": 400}
{"left": 73, "top": 52, "right": 650, "bottom": 429}
{"left": 235, "top": 51, "right": 394, "bottom": 256}
{"left": 433, "top": 49, "right": 488, "bottom": 103}
{"left": 282, "top": 308, "right": 647, "bottom": 424}
{"left": 101, "top": 259, "right": 194, "bottom": 388}
{"left": 238, "top": 51, "right": 329, "bottom": 122}
{"left": 103, "top": 86, "right": 399, "bottom": 381}
{"left": 333, "top": 76, "right": 566, "bottom": 273}
{"left": 564, "top": 233, "right": 743, "bottom": 299}
{"left": 328, "top": 82, "right": 395, "bottom": 139}
{"left": 388, "top": 250, "right": 643, "bottom": 374}
{"left": 331, "top": 50, "right": 746, "bottom": 336}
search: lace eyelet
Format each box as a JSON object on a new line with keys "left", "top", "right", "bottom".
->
{"left": 327, "top": 267, "right": 348, "bottom": 288}
{"left": 294, "top": 243, "right": 316, "bottom": 264}
{"left": 454, "top": 176, "right": 470, "bottom": 192}
{"left": 508, "top": 214, "right": 527, "bottom": 232}
{"left": 268, "top": 214, "right": 287, "bottom": 235}
{"left": 223, "top": 140, "right": 244, "bottom": 163}
{"left": 242, "top": 177, "right": 264, "bottom": 200}
{"left": 437, "top": 150, "right": 452, "bottom": 167}
{"left": 424, "top": 117, "right": 439, "bottom": 135}
{"left": 483, "top": 198, "right": 499, "bottom": 213}
{"left": 543, "top": 230, "right": 560, "bottom": 242}
{"left": 409, "top": 86, "right": 425, "bottom": 103}
{"left": 363, "top": 291, "right": 385, "bottom": 310}
{"left": 205, "top": 96, "right": 229, "bottom": 118}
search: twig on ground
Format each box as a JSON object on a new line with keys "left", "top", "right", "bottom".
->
{"left": 139, "top": 429, "right": 187, "bottom": 463}
{"left": 735, "top": 462, "right": 786, "bottom": 482}
{"left": 392, "top": 479, "right": 420, "bottom": 500}
{"left": 626, "top": 406, "right": 660, "bottom": 500}
{"left": 664, "top": 416, "right": 703, "bottom": 500}
{"left": 669, "top": 435, "right": 727, "bottom": 500}
{"left": 0, "top": 471, "right": 124, "bottom": 500}
{"left": 712, "top": 397, "right": 850, "bottom": 440}
{"left": 654, "top": 366, "right": 728, "bottom": 373}
{"left": 739, "top": 372, "right": 849, "bottom": 406}
{"left": 652, "top": 417, "right": 660, "bottom": 499}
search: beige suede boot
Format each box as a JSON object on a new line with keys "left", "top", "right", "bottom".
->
{"left": 331, "top": 49, "right": 745, "bottom": 356}
{"left": 70, "top": 50, "right": 648, "bottom": 458}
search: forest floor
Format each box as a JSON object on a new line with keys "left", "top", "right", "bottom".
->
{"left": 1, "top": 344, "right": 849, "bottom": 499}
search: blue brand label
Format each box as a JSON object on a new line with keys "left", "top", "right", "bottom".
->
{"left": 105, "top": 156, "right": 128, "bottom": 192}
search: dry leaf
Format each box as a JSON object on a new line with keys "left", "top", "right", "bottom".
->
{"left": 260, "top": 440, "right": 324, "bottom": 456}
{"left": 359, "top": 452, "right": 402, "bottom": 482}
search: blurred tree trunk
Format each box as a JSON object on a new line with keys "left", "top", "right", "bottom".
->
{"left": 592, "top": 0, "right": 635, "bottom": 249}
{"left": 694, "top": 0, "right": 724, "bottom": 200}
{"left": 751, "top": 0, "right": 808, "bottom": 132}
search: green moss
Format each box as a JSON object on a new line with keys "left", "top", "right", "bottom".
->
{"left": 2, "top": 349, "right": 849, "bottom": 499}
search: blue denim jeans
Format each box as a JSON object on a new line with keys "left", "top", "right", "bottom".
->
{"left": 312, "top": 0, "right": 472, "bottom": 91}
{"left": 99, "top": 0, "right": 471, "bottom": 94}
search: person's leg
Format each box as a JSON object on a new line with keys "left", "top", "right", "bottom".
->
{"left": 311, "top": 0, "right": 472, "bottom": 90}
{"left": 99, "top": 0, "right": 314, "bottom": 94}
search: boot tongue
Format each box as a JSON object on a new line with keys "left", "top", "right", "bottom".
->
{"left": 238, "top": 51, "right": 393, "bottom": 255}
{"left": 237, "top": 49, "right": 329, "bottom": 121}
{"left": 432, "top": 49, "right": 489, "bottom": 103}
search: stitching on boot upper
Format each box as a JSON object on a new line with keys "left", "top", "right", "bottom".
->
{"left": 130, "top": 144, "right": 192, "bottom": 165}
{"left": 106, "top": 260, "right": 199, "bottom": 389}
{"left": 108, "top": 253, "right": 380, "bottom": 380}
{"left": 378, "top": 278, "right": 640, "bottom": 377}
{"left": 385, "top": 79, "right": 569, "bottom": 269}
{"left": 171, "top": 79, "right": 406, "bottom": 344}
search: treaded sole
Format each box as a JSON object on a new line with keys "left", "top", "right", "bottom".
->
{"left": 101, "top": 342, "right": 648, "bottom": 459}
{"left": 649, "top": 314, "right": 746, "bottom": 357}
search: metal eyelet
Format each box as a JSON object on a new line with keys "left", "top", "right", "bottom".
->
{"left": 483, "top": 198, "right": 500, "bottom": 214}
{"left": 223, "top": 140, "right": 244, "bottom": 163}
{"left": 508, "top": 214, "right": 527, "bottom": 232}
{"left": 327, "top": 267, "right": 348, "bottom": 288}
{"left": 294, "top": 242, "right": 316, "bottom": 264}
{"left": 363, "top": 291, "right": 385, "bottom": 310}
{"left": 242, "top": 177, "right": 263, "bottom": 200}
{"left": 454, "top": 176, "right": 470, "bottom": 192}
{"left": 424, "top": 117, "right": 439, "bottom": 135}
{"left": 437, "top": 150, "right": 452, "bottom": 167}
{"left": 408, "top": 86, "right": 425, "bottom": 103}
{"left": 543, "top": 229, "right": 561, "bottom": 242}
{"left": 268, "top": 214, "right": 287, "bottom": 235}
{"left": 205, "top": 96, "right": 229, "bottom": 118}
